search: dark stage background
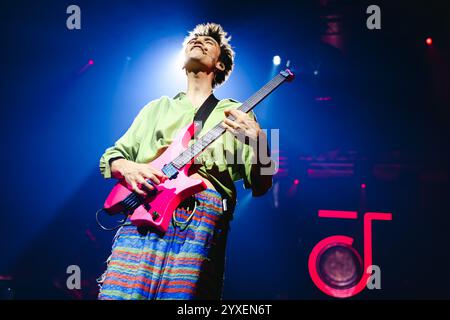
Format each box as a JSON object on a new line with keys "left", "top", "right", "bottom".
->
{"left": 0, "top": 0, "right": 449, "bottom": 299}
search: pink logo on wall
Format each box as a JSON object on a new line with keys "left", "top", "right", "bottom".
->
{"left": 308, "top": 210, "right": 392, "bottom": 298}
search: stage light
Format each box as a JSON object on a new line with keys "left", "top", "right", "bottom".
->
{"left": 313, "top": 70, "right": 319, "bottom": 76}
{"left": 273, "top": 55, "right": 281, "bottom": 66}
{"left": 426, "top": 38, "right": 433, "bottom": 46}
{"left": 361, "top": 183, "right": 366, "bottom": 189}
{"left": 315, "top": 97, "right": 332, "bottom": 101}
{"left": 78, "top": 59, "right": 95, "bottom": 74}
{"left": 288, "top": 179, "right": 300, "bottom": 197}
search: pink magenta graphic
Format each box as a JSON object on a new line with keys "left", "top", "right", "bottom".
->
{"left": 309, "top": 210, "right": 392, "bottom": 298}
{"left": 318, "top": 210, "right": 358, "bottom": 219}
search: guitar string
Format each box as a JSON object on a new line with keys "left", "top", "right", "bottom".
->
{"left": 174, "top": 74, "right": 284, "bottom": 168}
{"left": 172, "top": 73, "right": 287, "bottom": 169}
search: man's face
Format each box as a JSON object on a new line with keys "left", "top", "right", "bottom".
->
{"left": 184, "top": 35, "right": 223, "bottom": 72}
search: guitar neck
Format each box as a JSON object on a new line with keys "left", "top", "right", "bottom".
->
{"left": 172, "top": 69, "right": 294, "bottom": 169}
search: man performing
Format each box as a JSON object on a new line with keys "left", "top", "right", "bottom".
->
{"left": 97, "top": 23, "right": 274, "bottom": 300}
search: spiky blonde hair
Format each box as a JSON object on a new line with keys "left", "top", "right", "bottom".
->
{"left": 183, "top": 23, "right": 235, "bottom": 87}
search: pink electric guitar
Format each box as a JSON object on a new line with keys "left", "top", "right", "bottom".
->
{"left": 100, "top": 69, "right": 294, "bottom": 232}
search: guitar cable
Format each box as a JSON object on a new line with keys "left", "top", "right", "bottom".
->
{"left": 172, "top": 198, "right": 199, "bottom": 231}
{"left": 95, "top": 208, "right": 130, "bottom": 231}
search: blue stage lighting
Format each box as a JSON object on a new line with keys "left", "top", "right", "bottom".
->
{"left": 273, "top": 55, "right": 281, "bottom": 66}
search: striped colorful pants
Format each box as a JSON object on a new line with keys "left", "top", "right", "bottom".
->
{"left": 98, "top": 189, "right": 230, "bottom": 300}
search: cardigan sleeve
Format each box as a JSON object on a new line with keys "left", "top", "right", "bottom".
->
{"left": 99, "top": 103, "right": 153, "bottom": 179}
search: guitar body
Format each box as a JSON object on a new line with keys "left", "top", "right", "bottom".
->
{"left": 103, "top": 122, "right": 207, "bottom": 233}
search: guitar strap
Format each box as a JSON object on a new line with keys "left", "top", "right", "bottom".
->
{"left": 192, "top": 94, "right": 232, "bottom": 213}
{"left": 193, "top": 93, "right": 220, "bottom": 130}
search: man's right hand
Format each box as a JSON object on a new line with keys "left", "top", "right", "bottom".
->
{"left": 110, "top": 158, "right": 167, "bottom": 197}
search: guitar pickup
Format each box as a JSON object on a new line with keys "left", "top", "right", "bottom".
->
{"left": 162, "top": 163, "right": 179, "bottom": 180}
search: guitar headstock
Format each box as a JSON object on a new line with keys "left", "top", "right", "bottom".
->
{"left": 280, "top": 69, "right": 295, "bottom": 82}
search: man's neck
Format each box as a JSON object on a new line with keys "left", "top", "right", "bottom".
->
{"left": 185, "top": 70, "right": 214, "bottom": 109}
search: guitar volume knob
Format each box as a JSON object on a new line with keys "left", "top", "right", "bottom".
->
{"left": 152, "top": 211, "right": 160, "bottom": 220}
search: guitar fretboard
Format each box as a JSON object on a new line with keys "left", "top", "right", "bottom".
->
{"left": 172, "top": 71, "right": 292, "bottom": 169}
